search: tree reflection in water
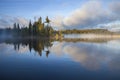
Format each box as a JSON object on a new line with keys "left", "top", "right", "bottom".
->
{"left": 1, "top": 37, "right": 120, "bottom": 58}
{"left": 0, "top": 38, "right": 53, "bottom": 57}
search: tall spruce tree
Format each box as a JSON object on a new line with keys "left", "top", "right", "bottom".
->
{"left": 29, "top": 20, "right": 32, "bottom": 36}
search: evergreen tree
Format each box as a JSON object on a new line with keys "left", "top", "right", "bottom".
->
{"left": 33, "top": 22, "right": 37, "bottom": 35}
{"left": 38, "top": 17, "right": 42, "bottom": 24}
{"left": 17, "top": 23, "right": 20, "bottom": 30}
{"left": 45, "top": 16, "right": 50, "bottom": 24}
{"left": 13, "top": 23, "right": 17, "bottom": 30}
{"left": 29, "top": 20, "right": 32, "bottom": 35}
{"left": 13, "top": 23, "right": 17, "bottom": 36}
{"left": 10, "top": 16, "right": 56, "bottom": 37}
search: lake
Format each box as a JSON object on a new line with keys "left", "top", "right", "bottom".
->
{"left": 0, "top": 37, "right": 120, "bottom": 80}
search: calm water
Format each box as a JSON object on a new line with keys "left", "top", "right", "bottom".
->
{"left": 0, "top": 38, "right": 120, "bottom": 80}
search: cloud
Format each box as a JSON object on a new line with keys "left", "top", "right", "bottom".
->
{"left": 0, "top": 15, "right": 29, "bottom": 28}
{"left": 17, "top": 45, "right": 29, "bottom": 53}
{"left": 0, "top": 43, "right": 15, "bottom": 55}
{"left": 97, "top": 20, "right": 120, "bottom": 32}
{"left": 63, "top": 44, "right": 101, "bottom": 70}
{"left": 50, "top": 42, "right": 64, "bottom": 56}
{"left": 52, "top": 1, "right": 120, "bottom": 30}
{"left": 51, "top": 16, "right": 65, "bottom": 30}
{"left": 50, "top": 41, "right": 120, "bottom": 70}
{"left": 63, "top": 1, "right": 107, "bottom": 27}
{"left": 62, "top": 42, "right": 120, "bottom": 70}
{"left": 109, "top": 1, "right": 120, "bottom": 15}
{"left": 14, "top": 17, "right": 29, "bottom": 27}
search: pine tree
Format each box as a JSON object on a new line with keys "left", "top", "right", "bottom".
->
{"left": 38, "top": 17, "right": 42, "bottom": 24}
{"left": 13, "top": 23, "right": 17, "bottom": 30}
{"left": 17, "top": 23, "right": 20, "bottom": 30}
{"left": 45, "top": 16, "right": 50, "bottom": 24}
{"left": 29, "top": 20, "right": 32, "bottom": 35}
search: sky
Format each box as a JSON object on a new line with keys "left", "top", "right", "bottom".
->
{"left": 0, "top": 0, "right": 120, "bottom": 30}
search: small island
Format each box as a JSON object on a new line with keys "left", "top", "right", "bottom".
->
{"left": 0, "top": 16, "right": 120, "bottom": 40}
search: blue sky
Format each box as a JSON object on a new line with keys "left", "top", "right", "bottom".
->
{"left": 0, "top": 0, "right": 112, "bottom": 18}
{"left": 0, "top": 0, "right": 120, "bottom": 30}
{"left": 0, "top": 0, "right": 85, "bottom": 18}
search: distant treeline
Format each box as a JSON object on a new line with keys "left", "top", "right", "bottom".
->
{"left": 60, "top": 29, "right": 117, "bottom": 34}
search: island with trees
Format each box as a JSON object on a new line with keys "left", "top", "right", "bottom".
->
{"left": 0, "top": 16, "right": 63, "bottom": 39}
{"left": 0, "top": 16, "right": 120, "bottom": 40}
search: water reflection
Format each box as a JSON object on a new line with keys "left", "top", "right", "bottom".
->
{"left": 0, "top": 38, "right": 53, "bottom": 57}
{"left": 50, "top": 39, "right": 120, "bottom": 71}
{"left": 0, "top": 38, "right": 120, "bottom": 80}
{"left": 0, "top": 38, "right": 120, "bottom": 70}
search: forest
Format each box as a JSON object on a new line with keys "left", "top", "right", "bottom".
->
{"left": 0, "top": 16, "right": 60, "bottom": 38}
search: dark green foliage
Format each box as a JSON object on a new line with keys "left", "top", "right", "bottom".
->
{"left": 60, "top": 29, "right": 115, "bottom": 34}
{"left": 0, "top": 16, "right": 55, "bottom": 38}
{"left": 29, "top": 20, "right": 32, "bottom": 35}
{"left": 13, "top": 23, "right": 17, "bottom": 30}
{"left": 45, "top": 16, "right": 50, "bottom": 24}
{"left": 17, "top": 23, "right": 20, "bottom": 30}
